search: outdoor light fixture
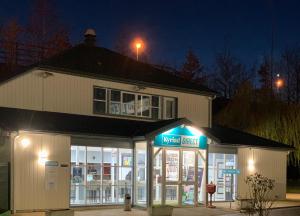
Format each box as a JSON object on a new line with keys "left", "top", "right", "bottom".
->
{"left": 247, "top": 159, "right": 255, "bottom": 172}
{"left": 131, "top": 37, "right": 145, "bottom": 61}
{"left": 38, "top": 151, "right": 48, "bottom": 165}
{"left": 186, "top": 126, "right": 203, "bottom": 136}
{"left": 20, "top": 138, "right": 30, "bottom": 148}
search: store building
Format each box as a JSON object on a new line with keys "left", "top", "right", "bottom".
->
{"left": 0, "top": 31, "right": 293, "bottom": 212}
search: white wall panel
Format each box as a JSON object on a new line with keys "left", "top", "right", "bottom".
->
{"left": 13, "top": 132, "right": 70, "bottom": 210}
{"left": 0, "top": 69, "right": 210, "bottom": 127}
{"left": 237, "top": 148, "right": 287, "bottom": 200}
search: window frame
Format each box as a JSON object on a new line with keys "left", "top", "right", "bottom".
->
{"left": 93, "top": 86, "right": 176, "bottom": 120}
{"left": 93, "top": 87, "right": 107, "bottom": 114}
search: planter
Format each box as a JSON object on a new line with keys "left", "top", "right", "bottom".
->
{"left": 148, "top": 205, "right": 173, "bottom": 216}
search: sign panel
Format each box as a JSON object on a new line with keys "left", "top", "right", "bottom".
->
{"left": 154, "top": 125, "right": 207, "bottom": 149}
{"left": 222, "top": 169, "right": 240, "bottom": 175}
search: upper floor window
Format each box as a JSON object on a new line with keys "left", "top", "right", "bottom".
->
{"left": 93, "top": 86, "right": 176, "bottom": 120}
{"left": 93, "top": 87, "right": 106, "bottom": 114}
{"left": 164, "top": 97, "right": 176, "bottom": 119}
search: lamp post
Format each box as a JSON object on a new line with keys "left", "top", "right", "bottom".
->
{"left": 136, "top": 42, "right": 141, "bottom": 61}
{"left": 275, "top": 73, "right": 283, "bottom": 95}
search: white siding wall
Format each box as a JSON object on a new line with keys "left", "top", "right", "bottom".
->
{"left": 237, "top": 148, "right": 287, "bottom": 200}
{"left": 13, "top": 132, "right": 70, "bottom": 210}
{"left": 0, "top": 69, "right": 210, "bottom": 127}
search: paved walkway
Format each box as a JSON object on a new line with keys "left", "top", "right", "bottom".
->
{"left": 74, "top": 206, "right": 300, "bottom": 216}
{"left": 75, "top": 207, "right": 239, "bottom": 216}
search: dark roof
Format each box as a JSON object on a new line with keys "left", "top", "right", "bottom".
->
{"left": 203, "top": 125, "right": 293, "bottom": 150}
{"left": 0, "top": 106, "right": 181, "bottom": 137}
{"left": 0, "top": 44, "right": 216, "bottom": 96}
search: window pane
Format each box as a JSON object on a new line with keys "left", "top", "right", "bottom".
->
{"left": 152, "top": 96, "right": 159, "bottom": 107}
{"left": 111, "top": 90, "right": 121, "bottom": 101}
{"left": 103, "top": 185, "right": 117, "bottom": 204}
{"left": 122, "top": 93, "right": 135, "bottom": 115}
{"left": 152, "top": 108, "right": 159, "bottom": 120}
{"left": 110, "top": 102, "right": 121, "bottom": 114}
{"left": 142, "top": 96, "right": 150, "bottom": 117}
{"left": 94, "top": 101, "right": 106, "bottom": 114}
{"left": 119, "top": 167, "right": 132, "bottom": 184}
{"left": 119, "top": 149, "right": 132, "bottom": 166}
{"left": 86, "top": 185, "right": 101, "bottom": 204}
{"left": 166, "top": 150, "right": 179, "bottom": 181}
{"left": 182, "top": 151, "right": 195, "bottom": 182}
{"left": 182, "top": 185, "right": 194, "bottom": 205}
{"left": 94, "top": 88, "right": 106, "bottom": 100}
{"left": 118, "top": 185, "right": 132, "bottom": 203}
{"left": 166, "top": 185, "right": 178, "bottom": 205}
{"left": 166, "top": 100, "right": 174, "bottom": 119}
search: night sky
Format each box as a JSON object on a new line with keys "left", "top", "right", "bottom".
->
{"left": 1, "top": 0, "right": 300, "bottom": 68}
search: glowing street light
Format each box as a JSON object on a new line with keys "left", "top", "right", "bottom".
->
{"left": 136, "top": 42, "right": 142, "bottom": 61}
{"left": 131, "top": 38, "right": 145, "bottom": 61}
{"left": 275, "top": 73, "right": 283, "bottom": 91}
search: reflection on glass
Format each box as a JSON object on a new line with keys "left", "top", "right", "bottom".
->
{"left": 122, "top": 93, "right": 135, "bottom": 115}
{"left": 166, "top": 150, "right": 179, "bottom": 181}
{"left": 135, "top": 141, "right": 147, "bottom": 206}
{"left": 182, "top": 151, "right": 195, "bottom": 182}
{"left": 182, "top": 185, "right": 194, "bottom": 205}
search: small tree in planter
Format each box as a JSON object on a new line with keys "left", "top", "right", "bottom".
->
{"left": 243, "top": 173, "right": 275, "bottom": 216}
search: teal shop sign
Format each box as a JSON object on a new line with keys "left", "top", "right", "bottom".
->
{"left": 222, "top": 169, "right": 240, "bottom": 175}
{"left": 154, "top": 125, "right": 207, "bottom": 149}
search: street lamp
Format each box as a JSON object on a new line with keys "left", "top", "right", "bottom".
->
{"left": 136, "top": 42, "right": 141, "bottom": 61}
{"left": 275, "top": 73, "right": 283, "bottom": 93}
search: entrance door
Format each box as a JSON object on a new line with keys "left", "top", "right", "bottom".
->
{"left": 153, "top": 148, "right": 205, "bottom": 207}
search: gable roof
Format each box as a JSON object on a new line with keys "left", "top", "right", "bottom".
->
{"left": 0, "top": 44, "right": 216, "bottom": 96}
{"left": 202, "top": 125, "right": 293, "bottom": 150}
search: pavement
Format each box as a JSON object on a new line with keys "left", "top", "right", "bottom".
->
{"left": 74, "top": 206, "right": 300, "bottom": 216}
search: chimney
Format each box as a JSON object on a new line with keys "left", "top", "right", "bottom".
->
{"left": 84, "top": 28, "right": 96, "bottom": 46}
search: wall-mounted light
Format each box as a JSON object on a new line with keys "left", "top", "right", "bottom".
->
{"left": 20, "top": 138, "right": 30, "bottom": 148}
{"left": 186, "top": 125, "right": 203, "bottom": 136}
{"left": 248, "top": 159, "right": 255, "bottom": 172}
{"left": 38, "top": 151, "right": 48, "bottom": 165}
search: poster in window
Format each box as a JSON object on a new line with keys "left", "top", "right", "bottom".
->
{"left": 72, "top": 166, "right": 83, "bottom": 183}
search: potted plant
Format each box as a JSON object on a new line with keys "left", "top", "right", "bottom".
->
{"left": 148, "top": 205, "right": 174, "bottom": 216}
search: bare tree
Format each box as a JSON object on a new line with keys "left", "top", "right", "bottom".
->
{"left": 0, "top": 18, "right": 23, "bottom": 70}
{"left": 25, "top": 0, "right": 70, "bottom": 62}
{"left": 212, "top": 48, "right": 251, "bottom": 98}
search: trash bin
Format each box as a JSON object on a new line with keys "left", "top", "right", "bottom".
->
{"left": 124, "top": 193, "right": 131, "bottom": 211}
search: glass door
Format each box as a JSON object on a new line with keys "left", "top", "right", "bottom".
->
{"left": 152, "top": 148, "right": 205, "bottom": 207}
{"left": 165, "top": 149, "right": 179, "bottom": 205}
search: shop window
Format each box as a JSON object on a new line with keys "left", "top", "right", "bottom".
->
{"left": 208, "top": 153, "right": 237, "bottom": 201}
{"left": 70, "top": 146, "right": 133, "bottom": 206}
{"left": 135, "top": 141, "right": 147, "bottom": 206}
{"left": 93, "top": 87, "right": 106, "bottom": 114}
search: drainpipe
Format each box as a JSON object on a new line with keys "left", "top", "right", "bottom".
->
{"left": 206, "top": 95, "right": 216, "bottom": 206}
{"left": 10, "top": 131, "right": 19, "bottom": 214}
